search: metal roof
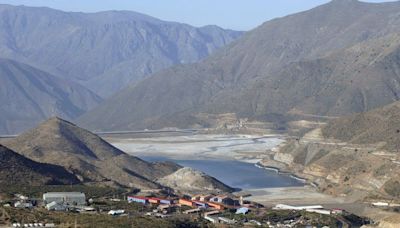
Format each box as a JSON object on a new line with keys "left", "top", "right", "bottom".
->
{"left": 43, "top": 192, "right": 85, "bottom": 197}
{"left": 236, "top": 207, "right": 249, "bottom": 214}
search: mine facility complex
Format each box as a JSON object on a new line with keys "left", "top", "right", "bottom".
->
{"left": 0, "top": 190, "right": 371, "bottom": 227}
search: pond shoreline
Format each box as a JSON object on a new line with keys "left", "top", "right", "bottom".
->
{"left": 254, "top": 163, "right": 308, "bottom": 183}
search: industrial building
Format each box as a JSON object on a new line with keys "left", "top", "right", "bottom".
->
{"left": 108, "top": 210, "right": 125, "bottom": 216}
{"left": 127, "top": 196, "right": 175, "bottom": 205}
{"left": 183, "top": 208, "right": 201, "bottom": 214}
{"left": 236, "top": 207, "right": 249, "bottom": 215}
{"left": 208, "top": 202, "right": 225, "bottom": 210}
{"left": 193, "top": 201, "right": 208, "bottom": 209}
{"left": 160, "top": 199, "right": 173, "bottom": 205}
{"left": 14, "top": 202, "right": 33, "bottom": 209}
{"left": 218, "top": 217, "right": 237, "bottom": 225}
{"left": 179, "top": 199, "right": 194, "bottom": 207}
{"left": 126, "top": 195, "right": 230, "bottom": 211}
{"left": 43, "top": 192, "right": 86, "bottom": 206}
{"left": 45, "top": 201, "right": 67, "bottom": 211}
{"left": 148, "top": 198, "right": 160, "bottom": 204}
{"left": 128, "top": 196, "right": 148, "bottom": 205}
{"left": 191, "top": 194, "right": 213, "bottom": 202}
{"left": 210, "top": 195, "right": 236, "bottom": 206}
{"left": 273, "top": 204, "right": 324, "bottom": 210}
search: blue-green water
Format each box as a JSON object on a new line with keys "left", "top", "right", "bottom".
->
{"left": 142, "top": 156, "right": 304, "bottom": 189}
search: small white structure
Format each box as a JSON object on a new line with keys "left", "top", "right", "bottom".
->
{"left": 15, "top": 194, "right": 28, "bottom": 201}
{"left": 218, "top": 217, "right": 236, "bottom": 224}
{"left": 331, "top": 208, "right": 345, "bottom": 214}
{"left": 80, "top": 207, "right": 96, "bottom": 212}
{"left": 204, "top": 216, "right": 218, "bottom": 224}
{"left": 249, "top": 220, "right": 262, "bottom": 226}
{"left": 14, "top": 202, "right": 33, "bottom": 208}
{"left": 273, "top": 204, "right": 324, "bottom": 210}
{"left": 46, "top": 201, "right": 67, "bottom": 211}
{"left": 204, "top": 210, "right": 220, "bottom": 216}
{"left": 183, "top": 208, "right": 201, "bottom": 214}
{"left": 372, "top": 202, "right": 389, "bottom": 207}
{"left": 306, "top": 208, "right": 331, "bottom": 215}
{"left": 43, "top": 192, "right": 86, "bottom": 206}
{"left": 108, "top": 210, "right": 125, "bottom": 216}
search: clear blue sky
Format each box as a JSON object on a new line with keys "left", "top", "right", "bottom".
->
{"left": 0, "top": 0, "right": 396, "bottom": 30}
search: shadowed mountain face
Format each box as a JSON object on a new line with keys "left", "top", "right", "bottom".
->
{"left": 0, "top": 58, "right": 102, "bottom": 135}
{"left": 0, "top": 4, "right": 242, "bottom": 97}
{"left": 0, "top": 144, "right": 80, "bottom": 186}
{"left": 78, "top": 0, "right": 400, "bottom": 131}
{"left": 4, "top": 117, "right": 181, "bottom": 189}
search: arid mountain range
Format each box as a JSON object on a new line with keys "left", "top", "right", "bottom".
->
{"left": 0, "top": 4, "right": 242, "bottom": 98}
{"left": 4, "top": 1, "right": 400, "bottom": 134}
{"left": 79, "top": 0, "right": 400, "bottom": 131}
{"left": 0, "top": 58, "right": 101, "bottom": 135}
{"left": 0, "top": 4, "right": 242, "bottom": 134}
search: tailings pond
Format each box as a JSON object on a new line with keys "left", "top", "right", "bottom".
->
{"left": 109, "top": 134, "right": 304, "bottom": 190}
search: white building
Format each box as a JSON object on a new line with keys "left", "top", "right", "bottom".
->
{"left": 306, "top": 208, "right": 331, "bottom": 215}
{"left": 45, "top": 201, "right": 67, "bottom": 211}
{"left": 108, "top": 210, "right": 125, "bottom": 216}
{"left": 43, "top": 192, "right": 86, "bottom": 206}
{"left": 14, "top": 201, "right": 33, "bottom": 208}
{"left": 273, "top": 204, "right": 324, "bottom": 210}
{"left": 204, "top": 216, "right": 218, "bottom": 224}
{"left": 218, "top": 217, "right": 236, "bottom": 225}
{"left": 372, "top": 202, "right": 389, "bottom": 207}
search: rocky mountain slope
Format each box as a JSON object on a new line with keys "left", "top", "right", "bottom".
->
{"left": 0, "top": 144, "right": 80, "bottom": 186}
{"left": 4, "top": 117, "right": 181, "bottom": 189}
{"left": 79, "top": 0, "right": 400, "bottom": 131}
{"left": 0, "top": 4, "right": 242, "bottom": 97}
{"left": 261, "top": 100, "right": 400, "bottom": 200}
{"left": 266, "top": 139, "right": 398, "bottom": 199}
{"left": 157, "top": 167, "right": 234, "bottom": 194}
{"left": 0, "top": 58, "right": 101, "bottom": 135}
{"left": 322, "top": 101, "right": 400, "bottom": 152}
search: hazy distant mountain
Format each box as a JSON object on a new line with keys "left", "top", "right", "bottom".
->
{"left": 0, "top": 144, "right": 80, "bottom": 186}
{"left": 0, "top": 4, "right": 242, "bottom": 97}
{"left": 79, "top": 0, "right": 400, "bottom": 131}
{"left": 4, "top": 117, "right": 181, "bottom": 189}
{"left": 0, "top": 58, "right": 101, "bottom": 135}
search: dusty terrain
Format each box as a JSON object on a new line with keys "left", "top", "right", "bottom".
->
{"left": 157, "top": 167, "right": 234, "bottom": 194}
{"left": 241, "top": 186, "right": 345, "bottom": 206}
